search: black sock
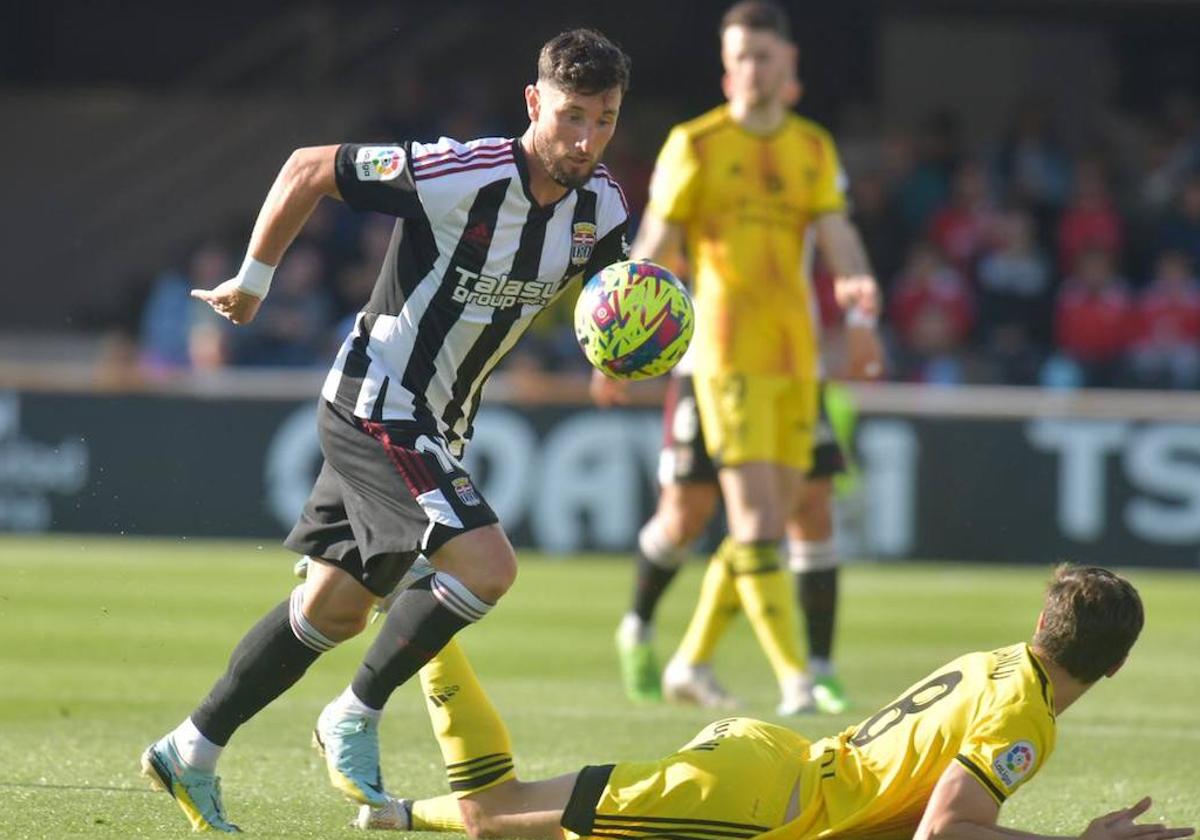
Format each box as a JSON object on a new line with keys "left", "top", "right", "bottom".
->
{"left": 631, "top": 550, "right": 680, "bottom": 624}
{"left": 191, "top": 597, "right": 324, "bottom": 746}
{"left": 351, "top": 576, "right": 474, "bottom": 710}
{"left": 797, "top": 568, "right": 838, "bottom": 662}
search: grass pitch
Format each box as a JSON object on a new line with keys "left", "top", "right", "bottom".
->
{"left": 0, "top": 536, "right": 1197, "bottom": 839}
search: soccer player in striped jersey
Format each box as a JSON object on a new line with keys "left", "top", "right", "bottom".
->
{"left": 360, "top": 567, "right": 1191, "bottom": 840}
{"left": 140, "top": 29, "right": 632, "bottom": 833}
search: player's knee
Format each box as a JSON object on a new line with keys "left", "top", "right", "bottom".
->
{"left": 480, "top": 550, "right": 518, "bottom": 602}
{"left": 460, "top": 546, "right": 518, "bottom": 604}
{"left": 307, "top": 603, "right": 371, "bottom": 642}
{"left": 286, "top": 585, "right": 369, "bottom": 652}
{"left": 434, "top": 527, "right": 519, "bottom": 604}
{"left": 658, "top": 488, "right": 716, "bottom": 545}
{"left": 730, "top": 512, "right": 784, "bottom": 544}
{"left": 301, "top": 559, "right": 377, "bottom": 641}
{"left": 790, "top": 481, "right": 833, "bottom": 532}
{"left": 678, "top": 504, "right": 713, "bottom": 542}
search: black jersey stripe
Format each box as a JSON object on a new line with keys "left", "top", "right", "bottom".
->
{"left": 592, "top": 814, "right": 768, "bottom": 832}
{"left": 440, "top": 199, "right": 554, "bottom": 436}
{"left": 955, "top": 754, "right": 1007, "bottom": 803}
{"left": 333, "top": 312, "right": 377, "bottom": 409}
{"left": 591, "top": 824, "right": 759, "bottom": 839}
{"left": 590, "top": 830, "right": 757, "bottom": 840}
{"left": 366, "top": 212, "right": 440, "bottom": 316}
{"left": 560, "top": 764, "right": 616, "bottom": 836}
{"left": 590, "top": 832, "right": 752, "bottom": 840}
{"left": 560, "top": 188, "right": 597, "bottom": 291}
{"left": 1026, "top": 645, "right": 1054, "bottom": 714}
{"left": 446, "top": 186, "right": 599, "bottom": 448}
{"left": 585, "top": 830, "right": 715, "bottom": 835}
{"left": 370, "top": 376, "right": 390, "bottom": 422}
{"left": 447, "top": 317, "right": 523, "bottom": 452}
{"left": 400, "top": 178, "right": 510, "bottom": 428}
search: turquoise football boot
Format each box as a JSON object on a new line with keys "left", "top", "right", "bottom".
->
{"left": 140, "top": 736, "right": 241, "bottom": 833}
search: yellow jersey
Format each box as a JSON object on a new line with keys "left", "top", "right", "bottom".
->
{"left": 647, "top": 105, "right": 847, "bottom": 377}
{"left": 777, "top": 643, "right": 1057, "bottom": 840}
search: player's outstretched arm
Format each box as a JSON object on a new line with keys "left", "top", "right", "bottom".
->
{"left": 915, "top": 764, "right": 1194, "bottom": 840}
{"left": 456, "top": 773, "right": 579, "bottom": 840}
{"left": 191, "top": 144, "right": 342, "bottom": 325}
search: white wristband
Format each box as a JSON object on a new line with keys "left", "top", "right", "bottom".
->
{"left": 846, "top": 306, "right": 878, "bottom": 329}
{"left": 232, "top": 254, "right": 275, "bottom": 299}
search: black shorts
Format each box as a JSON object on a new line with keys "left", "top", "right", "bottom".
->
{"left": 658, "top": 377, "right": 845, "bottom": 484}
{"left": 283, "top": 400, "right": 499, "bottom": 597}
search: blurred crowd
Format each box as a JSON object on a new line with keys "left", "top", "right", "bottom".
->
{"left": 136, "top": 92, "right": 1200, "bottom": 391}
{"left": 838, "top": 96, "right": 1200, "bottom": 389}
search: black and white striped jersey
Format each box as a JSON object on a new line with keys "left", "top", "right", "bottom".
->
{"left": 322, "top": 136, "right": 629, "bottom": 455}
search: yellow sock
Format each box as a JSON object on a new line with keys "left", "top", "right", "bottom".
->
{"left": 673, "top": 539, "right": 741, "bottom": 664}
{"left": 419, "top": 638, "right": 516, "bottom": 797}
{"left": 728, "top": 542, "right": 806, "bottom": 681}
{"left": 412, "top": 792, "right": 466, "bottom": 832}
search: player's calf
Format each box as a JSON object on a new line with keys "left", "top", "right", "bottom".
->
{"left": 318, "top": 566, "right": 500, "bottom": 806}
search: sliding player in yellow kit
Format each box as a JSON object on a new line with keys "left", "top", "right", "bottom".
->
{"left": 356, "top": 565, "right": 1191, "bottom": 840}
{"left": 594, "top": 0, "right": 881, "bottom": 714}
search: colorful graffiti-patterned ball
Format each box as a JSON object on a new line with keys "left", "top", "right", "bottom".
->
{"left": 574, "top": 260, "right": 694, "bottom": 381}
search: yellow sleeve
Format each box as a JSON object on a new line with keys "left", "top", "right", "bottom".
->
{"left": 647, "top": 126, "right": 701, "bottom": 223}
{"left": 955, "top": 702, "right": 1054, "bottom": 804}
{"left": 810, "top": 132, "right": 848, "bottom": 217}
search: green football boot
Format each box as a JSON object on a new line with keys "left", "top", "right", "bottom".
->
{"left": 812, "top": 674, "right": 850, "bottom": 715}
{"left": 616, "top": 629, "right": 663, "bottom": 703}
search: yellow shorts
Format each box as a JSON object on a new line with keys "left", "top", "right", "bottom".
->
{"left": 561, "top": 718, "right": 809, "bottom": 840}
{"left": 693, "top": 373, "right": 818, "bottom": 471}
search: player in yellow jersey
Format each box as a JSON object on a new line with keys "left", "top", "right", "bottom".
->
{"left": 595, "top": 0, "right": 881, "bottom": 715}
{"left": 356, "top": 565, "right": 1191, "bottom": 840}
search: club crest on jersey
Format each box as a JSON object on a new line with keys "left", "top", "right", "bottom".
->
{"left": 451, "top": 476, "right": 480, "bottom": 506}
{"left": 355, "top": 146, "right": 405, "bottom": 182}
{"left": 992, "top": 741, "right": 1036, "bottom": 787}
{"left": 570, "top": 221, "right": 597, "bottom": 267}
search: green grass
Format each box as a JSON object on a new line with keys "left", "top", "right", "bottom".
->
{"left": 0, "top": 536, "right": 1197, "bottom": 839}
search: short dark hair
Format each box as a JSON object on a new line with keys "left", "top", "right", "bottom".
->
{"left": 537, "top": 28, "right": 631, "bottom": 96}
{"left": 1033, "top": 564, "right": 1144, "bottom": 684}
{"left": 720, "top": 0, "right": 791, "bottom": 40}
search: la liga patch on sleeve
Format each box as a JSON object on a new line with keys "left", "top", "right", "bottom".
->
{"left": 993, "top": 741, "right": 1036, "bottom": 788}
{"left": 355, "top": 146, "right": 406, "bottom": 181}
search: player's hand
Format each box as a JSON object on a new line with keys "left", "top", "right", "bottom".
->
{"left": 1080, "top": 797, "right": 1194, "bottom": 840}
{"left": 834, "top": 274, "right": 880, "bottom": 317}
{"left": 589, "top": 369, "right": 630, "bottom": 407}
{"left": 844, "top": 323, "right": 885, "bottom": 380}
{"left": 191, "top": 279, "right": 264, "bottom": 325}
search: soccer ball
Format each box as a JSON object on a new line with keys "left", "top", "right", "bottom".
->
{"left": 574, "top": 260, "right": 694, "bottom": 380}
